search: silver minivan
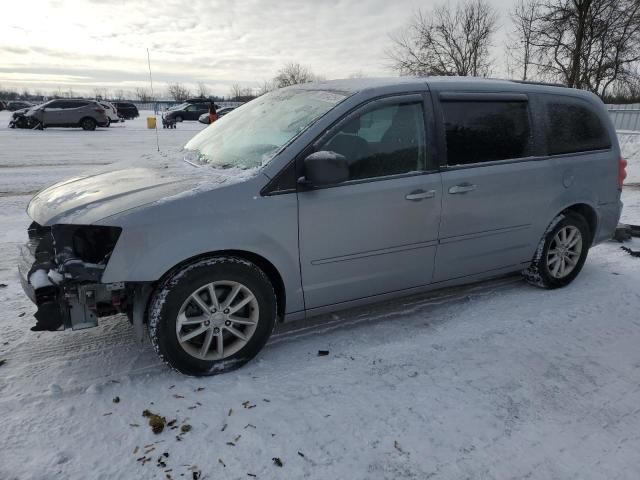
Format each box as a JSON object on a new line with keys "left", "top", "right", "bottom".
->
{"left": 19, "top": 78, "right": 626, "bottom": 375}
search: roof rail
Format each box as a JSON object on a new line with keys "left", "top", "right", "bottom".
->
{"left": 509, "top": 79, "right": 568, "bottom": 88}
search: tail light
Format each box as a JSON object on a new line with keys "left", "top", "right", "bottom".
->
{"left": 94, "top": 108, "right": 105, "bottom": 114}
{"left": 618, "top": 156, "right": 627, "bottom": 190}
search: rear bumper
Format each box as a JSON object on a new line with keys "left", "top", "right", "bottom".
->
{"left": 594, "top": 200, "right": 623, "bottom": 245}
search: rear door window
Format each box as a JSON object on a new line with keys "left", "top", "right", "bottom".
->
{"left": 544, "top": 97, "right": 611, "bottom": 155}
{"left": 441, "top": 100, "right": 532, "bottom": 165}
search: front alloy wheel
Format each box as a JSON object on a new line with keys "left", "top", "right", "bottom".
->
{"left": 176, "top": 281, "right": 259, "bottom": 360}
{"left": 149, "top": 257, "right": 277, "bottom": 376}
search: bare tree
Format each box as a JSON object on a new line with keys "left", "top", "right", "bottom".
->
{"left": 113, "top": 89, "right": 126, "bottom": 101}
{"left": 134, "top": 87, "right": 153, "bottom": 102}
{"left": 526, "top": 0, "right": 640, "bottom": 95}
{"left": 93, "top": 87, "right": 106, "bottom": 100}
{"left": 196, "top": 82, "right": 209, "bottom": 98}
{"left": 388, "top": 0, "right": 498, "bottom": 76}
{"left": 166, "top": 82, "right": 190, "bottom": 102}
{"left": 229, "top": 84, "right": 243, "bottom": 100}
{"left": 507, "top": 0, "right": 541, "bottom": 80}
{"left": 273, "top": 62, "right": 315, "bottom": 88}
{"left": 257, "top": 80, "right": 274, "bottom": 96}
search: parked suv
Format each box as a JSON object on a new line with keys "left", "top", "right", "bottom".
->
{"left": 27, "top": 99, "right": 109, "bottom": 130}
{"left": 99, "top": 101, "right": 122, "bottom": 126}
{"left": 18, "top": 78, "right": 624, "bottom": 376}
{"left": 113, "top": 102, "right": 139, "bottom": 120}
{"left": 163, "top": 102, "right": 210, "bottom": 122}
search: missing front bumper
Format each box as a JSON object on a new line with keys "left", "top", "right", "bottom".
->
{"left": 18, "top": 222, "right": 125, "bottom": 331}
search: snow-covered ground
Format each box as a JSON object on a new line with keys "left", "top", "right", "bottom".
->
{"left": 1, "top": 111, "right": 640, "bottom": 480}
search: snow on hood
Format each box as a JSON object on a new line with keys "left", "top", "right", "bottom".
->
{"left": 27, "top": 148, "right": 260, "bottom": 226}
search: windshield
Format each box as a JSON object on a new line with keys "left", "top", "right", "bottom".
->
{"left": 183, "top": 88, "right": 348, "bottom": 170}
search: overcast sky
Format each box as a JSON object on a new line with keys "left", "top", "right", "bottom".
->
{"left": 1, "top": 0, "right": 514, "bottom": 98}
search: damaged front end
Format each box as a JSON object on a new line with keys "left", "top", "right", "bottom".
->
{"left": 18, "top": 222, "right": 129, "bottom": 331}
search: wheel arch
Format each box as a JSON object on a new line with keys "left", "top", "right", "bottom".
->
{"left": 560, "top": 203, "right": 598, "bottom": 245}
{"left": 151, "top": 250, "right": 287, "bottom": 322}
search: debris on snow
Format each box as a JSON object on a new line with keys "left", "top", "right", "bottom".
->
{"left": 272, "top": 457, "right": 284, "bottom": 467}
{"left": 317, "top": 350, "right": 330, "bottom": 356}
{"left": 621, "top": 246, "right": 640, "bottom": 257}
{"left": 142, "top": 409, "right": 166, "bottom": 434}
{"left": 112, "top": 396, "right": 120, "bottom": 403}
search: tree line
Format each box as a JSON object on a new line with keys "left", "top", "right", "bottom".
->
{"left": 0, "top": 62, "right": 321, "bottom": 103}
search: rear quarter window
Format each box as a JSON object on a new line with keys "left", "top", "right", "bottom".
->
{"left": 442, "top": 100, "right": 532, "bottom": 165}
{"left": 545, "top": 97, "right": 611, "bottom": 155}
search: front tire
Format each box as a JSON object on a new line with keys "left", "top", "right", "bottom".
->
{"left": 525, "top": 213, "right": 590, "bottom": 289}
{"left": 148, "top": 257, "right": 277, "bottom": 376}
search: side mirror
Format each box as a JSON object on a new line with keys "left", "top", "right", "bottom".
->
{"left": 301, "top": 151, "right": 349, "bottom": 187}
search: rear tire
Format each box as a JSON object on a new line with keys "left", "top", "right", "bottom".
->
{"left": 80, "top": 117, "right": 97, "bottom": 131}
{"left": 148, "top": 257, "right": 277, "bottom": 376}
{"left": 524, "top": 213, "right": 590, "bottom": 289}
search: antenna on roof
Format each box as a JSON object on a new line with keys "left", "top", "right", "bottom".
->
{"left": 147, "top": 48, "right": 160, "bottom": 152}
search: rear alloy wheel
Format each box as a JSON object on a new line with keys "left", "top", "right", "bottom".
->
{"left": 525, "top": 213, "right": 590, "bottom": 288}
{"left": 149, "top": 257, "right": 277, "bottom": 376}
{"left": 81, "top": 117, "right": 97, "bottom": 131}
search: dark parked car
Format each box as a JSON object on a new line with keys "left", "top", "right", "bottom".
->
{"left": 7, "top": 100, "right": 34, "bottom": 111}
{"left": 113, "top": 102, "right": 139, "bottom": 120}
{"left": 163, "top": 102, "right": 211, "bottom": 122}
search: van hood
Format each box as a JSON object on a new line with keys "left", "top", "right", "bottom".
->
{"left": 27, "top": 152, "right": 260, "bottom": 226}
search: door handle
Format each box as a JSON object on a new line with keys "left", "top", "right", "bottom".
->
{"left": 448, "top": 183, "right": 476, "bottom": 194}
{"left": 405, "top": 189, "right": 436, "bottom": 201}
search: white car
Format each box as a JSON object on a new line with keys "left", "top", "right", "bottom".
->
{"left": 99, "top": 101, "right": 122, "bottom": 126}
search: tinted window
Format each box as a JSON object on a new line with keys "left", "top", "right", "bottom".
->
{"left": 546, "top": 99, "right": 611, "bottom": 155}
{"left": 320, "top": 102, "right": 427, "bottom": 181}
{"left": 46, "top": 100, "right": 63, "bottom": 108}
{"left": 442, "top": 101, "right": 532, "bottom": 165}
{"left": 60, "top": 101, "right": 88, "bottom": 109}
